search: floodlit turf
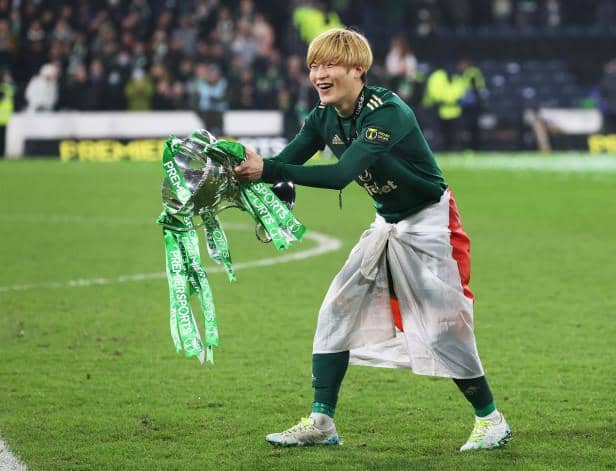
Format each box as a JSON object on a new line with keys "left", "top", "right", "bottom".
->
{"left": 1, "top": 156, "right": 615, "bottom": 470}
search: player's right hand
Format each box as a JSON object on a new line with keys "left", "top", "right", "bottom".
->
{"left": 234, "top": 147, "right": 264, "bottom": 182}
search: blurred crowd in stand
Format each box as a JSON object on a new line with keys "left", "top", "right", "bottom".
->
{"left": 1, "top": 0, "right": 616, "bottom": 154}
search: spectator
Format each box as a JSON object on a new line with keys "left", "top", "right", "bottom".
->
{"left": 120, "top": 31, "right": 136, "bottom": 55}
{"left": 25, "top": 63, "right": 59, "bottom": 111}
{"left": 385, "top": 34, "right": 417, "bottom": 82}
{"left": 173, "top": 16, "right": 198, "bottom": 58}
{"left": 230, "top": 67, "right": 257, "bottom": 110}
{"left": 215, "top": 7, "right": 235, "bottom": 46}
{"left": 191, "top": 63, "right": 228, "bottom": 134}
{"left": 0, "top": 70, "right": 14, "bottom": 156}
{"left": 153, "top": 78, "right": 176, "bottom": 110}
{"left": 0, "top": 19, "right": 16, "bottom": 67}
{"left": 20, "top": 18, "right": 48, "bottom": 79}
{"left": 170, "top": 81, "right": 187, "bottom": 109}
{"left": 90, "top": 20, "right": 115, "bottom": 59}
{"left": 51, "top": 17, "right": 74, "bottom": 43}
{"left": 281, "top": 52, "right": 316, "bottom": 123}
{"left": 87, "top": 58, "right": 107, "bottom": 110}
{"left": 60, "top": 64, "right": 90, "bottom": 110}
{"left": 67, "top": 32, "right": 89, "bottom": 71}
{"left": 105, "top": 68, "right": 128, "bottom": 110}
{"left": 26, "top": 19, "right": 45, "bottom": 44}
{"left": 230, "top": 19, "right": 259, "bottom": 68}
{"left": 194, "top": 0, "right": 219, "bottom": 34}
{"left": 149, "top": 62, "right": 169, "bottom": 84}
{"left": 385, "top": 34, "right": 420, "bottom": 105}
{"left": 599, "top": 58, "right": 616, "bottom": 133}
{"left": 177, "top": 59, "right": 194, "bottom": 83}
{"left": 125, "top": 68, "right": 154, "bottom": 111}
{"left": 205, "top": 39, "right": 225, "bottom": 68}
{"left": 164, "top": 37, "right": 185, "bottom": 74}
{"left": 156, "top": 9, "right": 175, "bottom": 33}
{"left": 238, "top": 0, "right": 256, "bottom": 23}
{"left": 253, "top": 13, "right": 275, "bottom": 57}
{"left": 192, "top": 63, "right": 228, "bottom": 112}
{"left": 75, "top": 1, "right": 95, "bottom": 32}
{"left": 114, "top": 49, "right": 134, "bottom": 80}
{"left": 132, "top": 41, "right": 149, "bottom": 71}
{"left": 254, "top": 51, "right": 284, "bottom": 109}
{"left": 284, "top": 55, "right": 307, "bottom": 98}
{"left": 128, "top": 0, "right": 152, "bottom": 40}
{"left": 457, "top": 59, "right": 487, "bottom": 150}
{"left": 278, "top": 88, "right": 298, "bottom": 140}
{"left": 151, "top": 30, "right": 169, "bottom": 63}
{"left": 47, "top": 39, "right": 67, "bottom": 67}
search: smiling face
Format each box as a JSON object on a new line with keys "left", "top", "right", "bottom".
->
{"left": 305, "top": 28, "right": 373, "bottom": 116}
{"left": 309, "top": 62, "right": 364, "bottom": 112}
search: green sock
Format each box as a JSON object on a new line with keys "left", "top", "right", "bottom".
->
{"left": 453, "top": 376, "right": 496, "bottom": 417}
{"left": 311, "top": 351, "right": 349, "bottom": 418}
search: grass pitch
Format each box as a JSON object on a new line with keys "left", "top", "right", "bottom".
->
{"left": 1, "top": 156, "right": 615, "bottom": 470}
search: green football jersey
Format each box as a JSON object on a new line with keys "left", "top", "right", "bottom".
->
{"left": 261, "top": 85, "right": 447, "bottom": 222}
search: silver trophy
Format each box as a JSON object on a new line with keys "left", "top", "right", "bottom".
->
{"left": 160, "top": 129, "right": 296, "bottom": 242}
{"left": 161, "top": 129, "right": 243, "bottom": 220}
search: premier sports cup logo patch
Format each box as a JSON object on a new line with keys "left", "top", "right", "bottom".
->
{"left": 364, "top": 127, "right": 391, "bottom": 144}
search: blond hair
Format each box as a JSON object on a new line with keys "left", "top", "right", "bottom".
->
{"left": 306, "top": 28, "right": 373, "bottom": 75}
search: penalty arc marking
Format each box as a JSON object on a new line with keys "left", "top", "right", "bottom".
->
{"left": 0, "top": 224, "right": 342, "bottom": 293}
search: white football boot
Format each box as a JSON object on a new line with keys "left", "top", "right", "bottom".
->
{"left": 460, "top": 411, "right": 512, "bottom": 451}
{"left": 266, "top": 414, "right": 340, "bottom": 447}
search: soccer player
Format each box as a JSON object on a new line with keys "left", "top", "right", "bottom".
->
{"left": 234, "top": 28, "right": 511, "bottom": 451}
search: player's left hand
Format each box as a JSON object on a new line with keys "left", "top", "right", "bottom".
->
{"left": 234, "top": 147, "right": 264, "bottom": 182}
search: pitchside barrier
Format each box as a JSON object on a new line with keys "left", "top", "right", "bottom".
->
{"left": 522, "top": 108, "right": 615, "bottom": 153}
{"left": 5, "top": 110, "right": 286, "bottom": 161}
{"left": 6, "top": 108, "right": 615, "bottom": 158}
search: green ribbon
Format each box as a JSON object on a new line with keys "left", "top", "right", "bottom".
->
{"left": 157, "top": 134, "right": 307, "bottom": 365}
{"left": 161, "top": 138, "right": 192, "bottom": 214}
{"left": 158, "top": 214, "right": 219, "bottom": 364}
{"left": 248, "top": 182, "right": 306, "bottom": 242}
{"left": 181, "top": 219, "right": 219, "bottom": 364}
{"left": 200, "top": 210, "right": 236, "bottom": 282}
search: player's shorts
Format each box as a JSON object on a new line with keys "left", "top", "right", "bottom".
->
{"left": 313, "top": 189, "right": 484, "bottom": 379}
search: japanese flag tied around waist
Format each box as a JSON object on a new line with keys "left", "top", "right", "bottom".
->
{"left": 313, "top": 189, "right": 485, "bottom": 379}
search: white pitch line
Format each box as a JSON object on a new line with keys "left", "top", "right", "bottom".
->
{"left": 0, "top": 231, "right": 341, "bottom": 293}
{"left": 438, "top": 155, "right": 616, "bottom": 172}
{"left": 0, "top": 440, "right": 27, "bottom": 471}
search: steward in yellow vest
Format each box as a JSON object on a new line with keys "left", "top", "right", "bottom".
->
{"left": 0, "top": 79, "right": 14, "bottom": 157}
{"left": 293, "top": 5, "right": 343, "bottom": 43}
{"left": 423, "top": 68, "right": 466, "bottom": 150}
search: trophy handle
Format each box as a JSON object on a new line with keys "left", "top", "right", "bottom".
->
{"left": 211, "top": 203, "right": 272, "bottom": 243}
{"left": 255, "top": 223, "right": 272, "bottom": 243}
{"left": 214, "top": 202, "right": 244, "bottom": 214}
